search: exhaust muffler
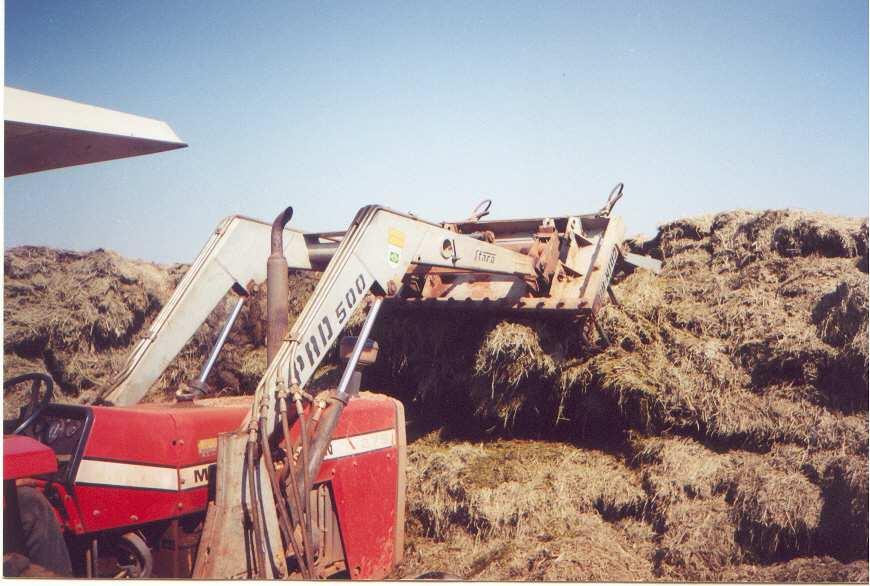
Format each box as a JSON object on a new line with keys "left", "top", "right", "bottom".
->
{"left": 267, "top": 206, "right": 293, "bottom": 364}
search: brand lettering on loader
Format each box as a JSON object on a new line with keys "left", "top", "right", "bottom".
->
{"left": 293, "top": 273, "right": 367, "bottom": 383}
{"left": 475, "top": 249, "right": 496, "bottom": 264}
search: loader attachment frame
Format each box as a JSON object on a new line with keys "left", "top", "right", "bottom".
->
{"left": 194, "top": 205, "right": 539, "bottom": 578}
{"left": 97, "top": 185, "right": 648, "bottom": 408}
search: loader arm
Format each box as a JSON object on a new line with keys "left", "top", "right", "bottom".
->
{"left": 99, "top": 215, "right": 316, "bottom": 406}
{"left": 194, "top": 205, "right": 538, "bottom": 579}
{"left": 98, "top": 188, "right": 645, "bottom": 407}
{"left": 254, "top": 205, "right": 536, "bottom": 432}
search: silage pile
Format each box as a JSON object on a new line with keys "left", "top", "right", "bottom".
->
{"left": 3, "top": 209, "right": 868, "bottom": 581}
{"left": 371, "top": 210, "right": 869, "bottom": 581}
{"left": 3, "top": 247, "right": 183, "bottom": 406}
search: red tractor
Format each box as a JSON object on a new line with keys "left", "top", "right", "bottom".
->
{"left": 3, "top": 368, "right": 406, "bottom": 578}
{"left": 4, "top": 371, "right": 245, "bottom": 577}
{"left": 3, "top": 88, "right": 417, "bottom": 579}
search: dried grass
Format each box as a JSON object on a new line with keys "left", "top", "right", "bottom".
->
{"left": 813, "top": 454, "right": 869, "bottom": 559}
{"left": 720, "top": 557, "right": 869, "bottom": 583}
{"left": 401, "top": 434, "right": 653, "bottom": 580}
{"left": 4, "top": 246, "right": 180, "bottom": 396}
{"left": 407, "top": 434, "right": 646, "bottom": 542}
{"left": 633, "top": 436, "right": 736, "bottom": 506}
{"left": 396, "top": 513, "right": 655, "bottom": 581}
{"left": 629, "top": 437, "right": 743, "bottom": 578}
{"left": 368, "top": 211, "right": 868, "bottom": 456}
{"left": 729, "top": 464, "right": 823, "bottom": 559}
{"left": 654, "top": 495, "right": 743, "bottom": 580}
{"left": 4, "top": 209, "right": 868, "bottom": 581}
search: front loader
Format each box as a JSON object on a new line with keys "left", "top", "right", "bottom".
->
{"left": 4, "top": 184, "right": 658, "bottom": 578}
{"left": 194, "top": 188, "right": 659, "bottom": 579}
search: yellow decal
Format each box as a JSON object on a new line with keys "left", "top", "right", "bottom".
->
{"left": 388, "top": 228, "right": 406, "bottom": 248}
{"left": 198, "top": 437, "right": 217, "bottom": 457}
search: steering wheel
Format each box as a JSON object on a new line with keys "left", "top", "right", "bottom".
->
{"left": 4, "top": 373, "right": 54, "bottom": 435}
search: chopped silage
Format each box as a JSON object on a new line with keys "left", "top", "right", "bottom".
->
{"left": 654, "top": 495, "right": 743, "bottom": 580}
{"left": 720, "top": 556, "right": 869, "bottom": 583}
{"left": 3, "top": 208, "right": 868, "bottom": 581}
{"left": 371, "top": 208, "right": 868, "bottom": 579}
{"left": 370, "top": 211, "right": 868, "bottom": 453}
{"left": 3, "top": 246, "right": 183, "bottom": 407}
{"left": 396, "top": 433, "right": 654, "bottom": 581}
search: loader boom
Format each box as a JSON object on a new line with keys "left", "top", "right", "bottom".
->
{"left": 255, "top": 205, "right": 536, "bottom": 432}
{"left": 194, "top": 205, "right": 539, "bottom": 578}
{"left": 99, "top": 215, "right": 315, "bottom": 406}
{"left": 195, "top": 195, "right": 662, "bottom": 579}
{"left": 97, "top": 191, "right": 655, "bottom": 408}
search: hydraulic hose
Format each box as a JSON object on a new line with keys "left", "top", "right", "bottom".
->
{"left": 280, "top": 394, "right": 315, "bottom": 578}
{"left": 307, "top": 400, "right": 326, "bottom": 441}
{"left": 258, "top": 412, "right": 308, "bottom": 579}
{"left": 245, "top": 431, "right": 267, "bottom": 579}
{"left": 294, "top": 394, "right": 317, "bottom": 576}
{"left": 301, "top": 399, "right": 343, "bottom": 496}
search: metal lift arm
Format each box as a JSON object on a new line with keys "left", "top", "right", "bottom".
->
{"left": 194, "top": 205, "right": 539, "bottom": 578}
{"left": 99, "top": 215, "right": 316, "bottom": 406}
{"left": 256, "top": 205, "right": 535, "bottom": 432}
{"left": 98, "top": 186, "right": 650, "bottom": 408}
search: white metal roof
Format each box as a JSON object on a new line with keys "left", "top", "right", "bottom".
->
{"left": 4, "top": 86, "right": 187, "bottom": 177}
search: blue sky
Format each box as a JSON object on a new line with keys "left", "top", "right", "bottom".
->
{"left": 5, "top": 0, "right": 868, "bottom": 263}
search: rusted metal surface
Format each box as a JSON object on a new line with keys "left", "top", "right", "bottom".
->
{"left": 191, "top": 432, "right": 287, "bottom": 579}
{"left": 310, "top": 483, "right": 345, "bottom": 577}
{"left": 388, "top": 296, "right": 593, "bottom": 315}
{"left": 153, "top": 518, "right": 202, "bottom": 577}
{"left": 390, "top": 206, "right": 631, "bottom": 324}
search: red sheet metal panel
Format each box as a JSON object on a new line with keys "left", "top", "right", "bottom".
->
{"left": 317, "top": 394, "right": 403, "bottom": 580}
{"left": 3, "top": 435, "right": 57, "bottom": 480}
{"left": 72, "top": 403, "right": 249, "bottom": 533}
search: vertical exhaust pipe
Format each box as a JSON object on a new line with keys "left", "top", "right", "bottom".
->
{"left": 267, "top": 207, "right": 293, "bottom": 364}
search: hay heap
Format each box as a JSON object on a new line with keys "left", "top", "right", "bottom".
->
{"left": 371, "top": 209, "right": 868, "bottom": 580}
{"left": 3, "top": 209, "right": 868, "bottom": 581}
{"left": 371, "top": 210, "right": 868, "bottom": 452}
{"left": 397, "top": 433, "right": 653, "bottom": 581}
{"left": 3, "top": 246, "right": 182, "bottom": 406}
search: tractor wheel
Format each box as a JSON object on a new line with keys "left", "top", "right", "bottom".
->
{"left": 97, "top": 532, "right": 153, "bottom": 578}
